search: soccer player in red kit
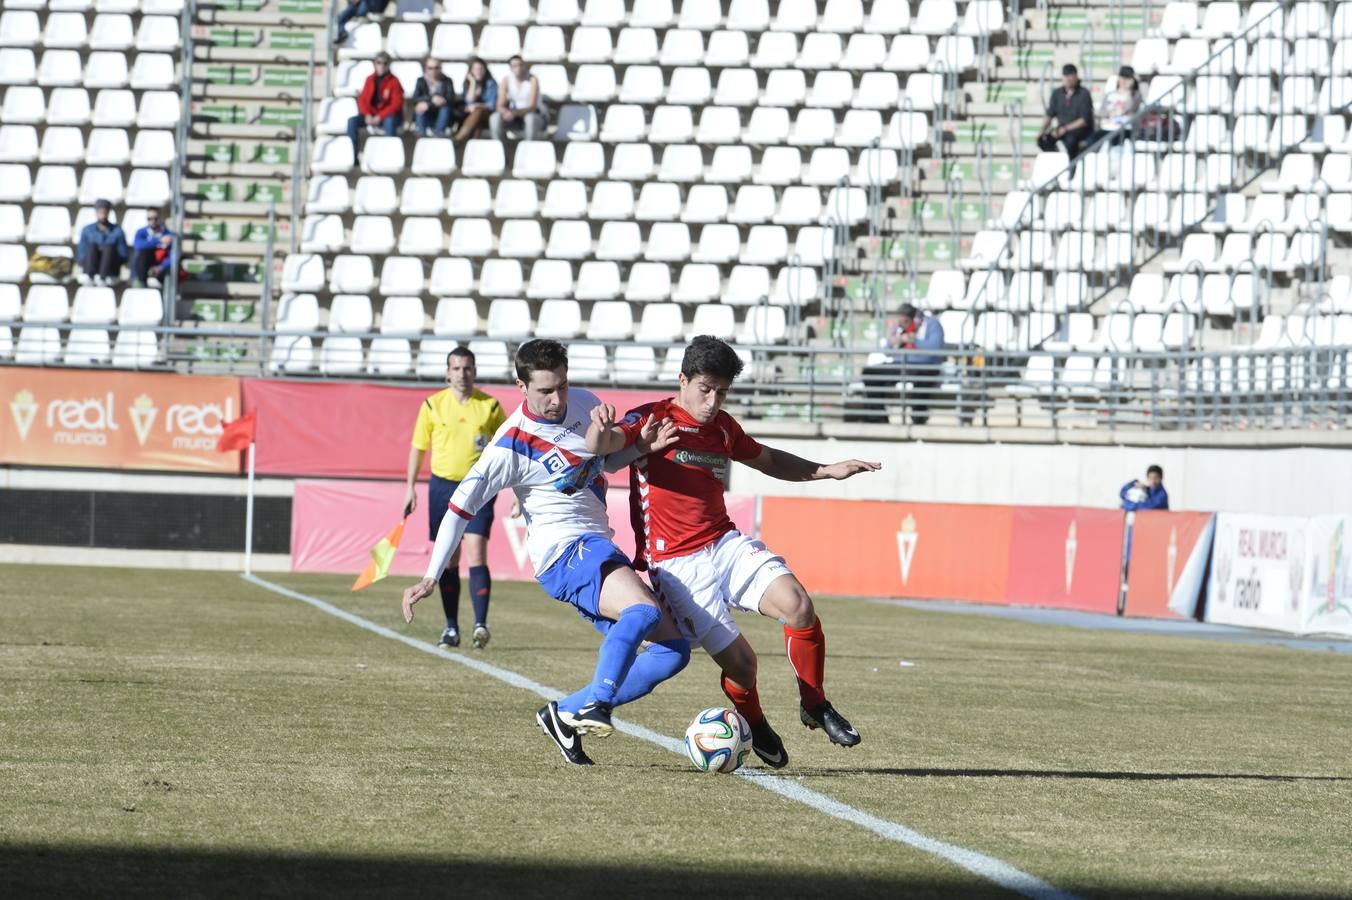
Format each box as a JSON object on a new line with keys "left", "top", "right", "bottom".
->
{"left": 587, "top": 336, "right": 880, "bottom": 767}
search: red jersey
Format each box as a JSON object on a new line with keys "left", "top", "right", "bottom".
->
{"left": 617, "top": 399, "right": 764, "bottom": 565}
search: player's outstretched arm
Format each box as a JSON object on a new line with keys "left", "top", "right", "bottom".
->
{"left": 742, "top": 445, "right": 882, "bottom": 482}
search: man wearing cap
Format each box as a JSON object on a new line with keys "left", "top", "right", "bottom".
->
{"left": 854, "top": 303, "right": 947, "bottom": 426}
{"left": 1038, "top": 64, "right": 1095, "bottom": 157}
{"left": 76, "top": 200, "right": 128, "bottom": 287}
{"left": 347, "top": 52, "right": 404, "bottom": 166}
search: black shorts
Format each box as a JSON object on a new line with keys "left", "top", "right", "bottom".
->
{"left": 428, "top": 474, "right": 495, "bottom": 540}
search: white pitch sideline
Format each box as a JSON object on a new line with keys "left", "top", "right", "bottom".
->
{"left": 243, "top": 573, "right": 1081, "bottom": 900}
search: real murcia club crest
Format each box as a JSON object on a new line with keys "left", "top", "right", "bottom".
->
{"left": 10, "top": 389, "right": 37, "bottom": 440}
{"left": 128, "top": 394, "right": 158, "bottom": 447}
{"left": 896, "top": 513, "right": 918, "bottom": 585}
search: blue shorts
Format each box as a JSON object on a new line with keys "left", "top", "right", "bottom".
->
{"left": 537, "top": 533, "right": 631, "bottom": 631}
{"left": 429, "top": 474, "right": 495, "bottom": 540}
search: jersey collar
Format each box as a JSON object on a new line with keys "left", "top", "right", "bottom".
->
{"left": 521, "top": 404, "right": 566, "bottom": 425}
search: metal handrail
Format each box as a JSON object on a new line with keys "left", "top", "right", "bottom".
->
{"left": 969, "top": 0, "right": 1307, "bottom": 316}
{"left": 165, "top": 0, "right": 196, "bottom": 328}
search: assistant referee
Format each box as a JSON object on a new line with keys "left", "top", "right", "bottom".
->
{"left": 404, "top": 346, "right": 506, "bottom": 650}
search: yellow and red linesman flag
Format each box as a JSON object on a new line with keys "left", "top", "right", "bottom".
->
{"left": 215, "top": 410, "right": 257, "bottom": 452}
{"left": 351, "top": 520, "right": 406, "bottom": 592}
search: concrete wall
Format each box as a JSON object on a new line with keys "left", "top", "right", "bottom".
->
{"left": 729, "top": 438, "right": 1352, "bottom": 516}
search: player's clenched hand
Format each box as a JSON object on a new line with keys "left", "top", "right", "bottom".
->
{"left": 637, "top": 415, "right": 679, "bottom": 454}
{"left": 820, "top": 459, "right": 882, "bottom": 480}
{"left": 402, "top": 577, "right": 436, "bottom": 623}
{"left": 590, "top": 402, "right": 617, "bottom": 432}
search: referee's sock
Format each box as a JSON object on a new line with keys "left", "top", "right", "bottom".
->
{"left": 438, "top": 568, "right": 460, "bottom": 630}
{"left": 469, "top": 565, "right": 491, "bottom": 626}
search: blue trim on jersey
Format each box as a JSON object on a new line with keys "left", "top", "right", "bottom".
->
{"left": 536, "top": 533, "right": 632, "bottom": 624}
{"left": 495, "top": 432, "right": 547, "bottom": 461}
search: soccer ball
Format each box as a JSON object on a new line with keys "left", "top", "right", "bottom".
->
{"left": 684, "top": 707, "right": 752, "bottom": 774}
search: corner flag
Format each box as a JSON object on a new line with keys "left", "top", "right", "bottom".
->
{"left": 352, "top": 520, "right": 406, "bottom": 591}
{"left": 216, "top": 410, "right": 256, "bottom": 452}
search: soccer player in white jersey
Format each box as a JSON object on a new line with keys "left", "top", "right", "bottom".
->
{"left": 401, "top": 340, "right": 689, "bottom": 766}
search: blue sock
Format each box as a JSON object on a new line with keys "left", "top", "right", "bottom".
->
{"left": 612, "top": 639, "right": 691, "bottom": 707}
{"left": 468, "top": 565, "right": 491, "bottom": 626}
{"left": 557, "top": 638, "right": 690, "bottom": 715}
{"left": 580, "top": 603, "right": 661, "bottom": 709}
{"left": 438, "top": 569, "right": 460, "bottom": 630}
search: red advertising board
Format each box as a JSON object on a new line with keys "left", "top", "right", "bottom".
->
{"left": 1124, "top": 510, "right": 1215, "bottom": 619}
{"left": 760, "top": 498, "right": 1015, "bottom": 603}
{"left": 244, "top": 379, "right": 665, "bottom": 480}
{"left": 0, "top": 367, "right": 241, "bottom": 473}
{"left": 1005, "top": 507, "right": 1126, "bottom": 614}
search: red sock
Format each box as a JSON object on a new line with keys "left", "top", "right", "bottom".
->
{"left": 784, "top": 618, "right": 827, "bottom": 709}
{"left": 720, "top": 674, "right": 765, "bottom": 727}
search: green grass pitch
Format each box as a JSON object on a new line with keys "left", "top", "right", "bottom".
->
{"left": 1, "top": 565, "right": 1349, "bottom": 898}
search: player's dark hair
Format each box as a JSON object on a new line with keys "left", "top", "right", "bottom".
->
{"left": 447, "top": 346, "right": 475, "bottom": 366}
{"left": 1147, "top": 464, "right": 1164, "bottom": 479}
{"left": 681, "top": 335, "right": 743, "bottom": 382}
{"left": 515, "top": 339, "right": 568, "bottom": 383}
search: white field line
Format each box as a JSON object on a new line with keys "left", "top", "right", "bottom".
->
{"left": 244, "top": 574, "right": 1081, "bottom": 900}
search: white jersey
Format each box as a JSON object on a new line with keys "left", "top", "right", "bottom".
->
{"left": 424, "top": 388, "right": 612, "bottom": 579}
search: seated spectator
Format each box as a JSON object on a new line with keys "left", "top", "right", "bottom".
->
{"left": 1037, "top": 64, "right": 1094, "bottom": 158}
{"left": 130, "top": 207, "right": 177, "bottom": 289}
{"left": 1091, "top": 66, "right": 1142, "bottom": 147}
{"left": 347, "top": 52, "right": 404, "bottom": 165}
{"left": 454, "top": 57, "right": 497, "bottom": 142}
{"left": 855, "top": 304, "right": 946, "bottom": 426}
{"left": 1121, "top": 465, "right": 1169, "bottom": 510}
{"left": 412, "top": 57, "right": 457, "bottom": 137}
{"left": 333, "top": 0, "right": 391, "bottom": 45}
{"left": 490, "top": 55, "right": 545, "bottom": 142}
{"left": 76, "top": 199, "right": 127, "bottom": 287}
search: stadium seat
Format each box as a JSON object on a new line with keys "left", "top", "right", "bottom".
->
{"left": 378, "top": 257, "right": 425, "bottom": 297}
{"left": 687, "top": 302, "right": 735, "bottom": 340}
{"left": 609, "top": 142, "right": 655, "bottom": 180}
{"left": 742, "top": 103, "right": 789, "bottom": 142}
{"left": 575, "top": 260, "right": 621, "bottom": 300}
{"left": 613, "top": 346, "right": 656, "bottom": 383}
{"left": 542, "top": 180, "right": 587, "bottom": 218}
{"left": 635, "top": 303, "right": 683, "bottom": 342}
{"left": 740, "top": 306, "right": 787, "bottom": 344}
{"left": 499, "top": 221, "right": 544, "bottom": 259}
{"left": 0, "top": 207, "right": 23, "bottom": 243}
{"left": 568, "top": 342, "right": 609, "bottom": 381}
{"left": 527, "top": 259, "right": 575, "bottom": 299}
{"left": 367, "top": 337, "right": 413, "bottom": 376}
{"left": 329, "top": 295, "right": 374, "bottom": 334}
{"left": 624, "top": 261, "right": 672, "bottom": 302}
{"left": 673, "top": 264, "right": 720, "bottom": 304}
{"left": 725, "top": 265, "right": 770, "bottom": 305}
{"left": 411, "top": 138, "right": 457, "bottom": 176}
{"left": 619, "top": 65, "right": 664, "bottom": 104}
{"left": 15, "top": 326, "right": 62, "bottom": 364}
{"left": 559, "top": 142, "right": 605, "bottom": 179}
{"left": 461, "top": 141, "right": 505, "bottom": 178}
{"left": 586, "top": 300, "right": 634, "bottom": 340}
{"left": 661, "top": 32, "right": 705, "bottom": 68}
{"left": 378, "top": 297, "right": 424, "bottom": 336}
{"left": 486, "top": 298, "right": 532, "bottom": 340}
{"left": 319, "top": 336, "right": 364, "bottom": 375}
{"left": 714, "top": 68, "right": 759, "bottom": 106}
{"left": 352, "top": 216, "right": 397, "bottom": 254}
{"left": 771, "top": 267, "right": 819, "bottom": 306}
{"left": 772, "top": 0, "right": 816, "bottom": 31}
{"left": 546, "top": 220, "right": 592, "bottom": 259}
{"left": 535, "top": 298, "right": 582, "bottom": 338}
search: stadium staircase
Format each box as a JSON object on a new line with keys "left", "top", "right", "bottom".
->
{"left": 181, "top": 0, "right": 325, "bottom": 347}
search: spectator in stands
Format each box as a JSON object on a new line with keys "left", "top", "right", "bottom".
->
{"left": 1037, "top": 64, "right": 1094, "bottom": 158}
{"left": 130, "top": 207, "right": 177, "bottom": 289}
{"left": 411, "top": 57, "right": 457, "bottom": 137}
{"left": 347, "top": 52, "right": 404, "bottom": 165}
{"left": 76, "top": 199, "right": 127, "bottom": 287}
{"left": 1091, "top": 66, "right": 1142, "bottom": 147}
{"left": 490, "top": 55, "right": 545, "bottom": 142}
{"left": 454, "top": 57, "right": 497, "bottom": 142}
{"left": 855, "top": 304, "right": 946, "bottom": 426}
{"left": 333, "top": 0, "right": 390, "bottom": 46}
{"left": 1120, "top": 465, "right": 1169, "bottom": 510}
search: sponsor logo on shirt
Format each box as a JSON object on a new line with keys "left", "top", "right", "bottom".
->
{"left": 672, "top": 448, "right": 728, "bottom": 476}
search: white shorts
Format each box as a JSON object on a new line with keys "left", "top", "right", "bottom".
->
{"left": 648, "top": 530, "right": 793, "bottom": 655}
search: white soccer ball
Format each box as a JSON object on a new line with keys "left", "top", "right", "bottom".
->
{"left": 1126, "top": 486, "right": 1148, "bottom": 504}
{"left": 684, "top": 707, "right": 752, "bottom": 774}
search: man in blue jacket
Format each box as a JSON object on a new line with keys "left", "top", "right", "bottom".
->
{"left": 855, "top": 304, "right": 947, "bottom": 425}
{"left": 130, "top": 208, "right": 177, "bottom": 288}
{"left": 76, "top": 199, "right": 127, "bottom": 286}
{"left": 1120, "top": 465, "right": 1169, "bottom": 510}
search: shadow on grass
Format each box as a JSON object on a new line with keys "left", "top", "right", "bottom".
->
{"left": 0, "top": 845, "right": 1010, "bottom": 899}
{"left": 793, "top": 767, "right": 1352, "bottom": 782}
{"left": 0, "top": 845, "right": 1340, "bottom": 899}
